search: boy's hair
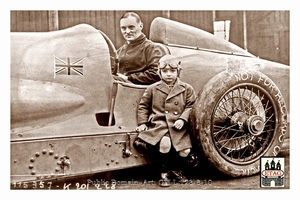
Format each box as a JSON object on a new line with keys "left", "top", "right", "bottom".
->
{"left": 158, "top": 55, "right": 182, "bottom": 77}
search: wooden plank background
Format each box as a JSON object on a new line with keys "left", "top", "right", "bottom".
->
{"left": 10, "top": 10, "right": 289, "bottom": 65}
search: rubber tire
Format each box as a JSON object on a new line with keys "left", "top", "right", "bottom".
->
{"left": 190, "top": 70, "right": 288, "bottom": 177}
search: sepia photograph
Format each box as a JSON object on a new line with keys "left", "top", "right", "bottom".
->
{"left": 6, "top": 1, "right": 295, "bottom": 196}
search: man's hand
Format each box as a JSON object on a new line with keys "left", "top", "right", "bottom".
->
{"left": 136, "top": 124, "right": 148, "bottom": 133}
{"left": 112, "top": 73, "right": 129, "bottom": 82}
{"left": 173, "top": 119, "right": 185, "bottom": 130}
{"left": 116, "top": 73, "right": 128, "bottom": 81}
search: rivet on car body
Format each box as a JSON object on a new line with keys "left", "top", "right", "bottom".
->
{"left": 29, "top": 164, "right": 34, "bottom": 169}
{"left": 31, "top": 170, "right": 36, "bottom": 175}
{"left": 54, "top": 154, "right": 59, "bottom": 159}
{"left": 30, "top": 157, "right": 35, "bottom": 162}
{"left": 49, "top": 150, "right": 54, "bottom": 155}
{"left": 35, "top": 152, "right": 40, "bottom": 157}
{"left": 42, "top": 149, "right": 47, "bottom": 154}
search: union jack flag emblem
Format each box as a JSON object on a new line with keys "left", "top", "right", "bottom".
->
{"left": 55, "top": 56, "right": 83, "bottom": 76}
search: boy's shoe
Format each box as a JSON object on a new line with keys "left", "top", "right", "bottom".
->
{"left": 171, "top": 170, "right": 188, "bottom": 184}
{"left": 159, "top": 172, "right": 171, "bottom": 187}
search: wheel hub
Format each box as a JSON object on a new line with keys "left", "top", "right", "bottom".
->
{"left": 246, "top": 115, "right": 265, "bottom": 136}
{"left": 231, "top": 112, "right": 265, "bottom": 136}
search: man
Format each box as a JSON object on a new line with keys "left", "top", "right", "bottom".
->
{"left": 113, "top": 12, "right": 168, "bottom": 85}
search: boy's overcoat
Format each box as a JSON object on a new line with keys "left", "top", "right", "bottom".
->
{"left": 137, "top": 78, "right": 197, "bottom": 151}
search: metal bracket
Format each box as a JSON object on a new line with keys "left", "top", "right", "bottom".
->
{"left": 115, "top": 133, "right": 132, "bottom": 157}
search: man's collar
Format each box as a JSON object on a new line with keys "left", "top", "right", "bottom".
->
{"left": 127, "top": 33, "right": 146, "bottom": 45}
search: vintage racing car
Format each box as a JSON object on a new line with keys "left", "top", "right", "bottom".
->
{"left": 10, "top": 17, "right": 289, "bottom": 184}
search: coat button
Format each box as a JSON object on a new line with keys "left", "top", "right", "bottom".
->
{"left": 174, "top": 112, "right": 178, "bottom": 115}
{"left": 165, "top": 111, "right": 168, "bottom": 114}
{"left": 174, "top": 102, "right": 178, "bottom": 105}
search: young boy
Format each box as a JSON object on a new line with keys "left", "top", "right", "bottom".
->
{"left": 134, "top": 55, "right": 197, "bottom": 187}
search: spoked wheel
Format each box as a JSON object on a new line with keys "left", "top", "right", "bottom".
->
{"left": 191, "top": 70, "right": 288, "bottom": 177}
{"left": 213, "top": 85, "right": 273, "bottom": 164}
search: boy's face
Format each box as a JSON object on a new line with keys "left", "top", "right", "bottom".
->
{"left": 160, "top": 66, "right": 178, "bottom": 85}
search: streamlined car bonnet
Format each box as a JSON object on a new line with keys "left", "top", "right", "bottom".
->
{"left": 149, "top": 17, "right": 254, "bottom": 57}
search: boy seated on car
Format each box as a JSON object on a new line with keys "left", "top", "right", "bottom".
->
{"left": 134, "top": 54, "right": 197, "bottom": 187}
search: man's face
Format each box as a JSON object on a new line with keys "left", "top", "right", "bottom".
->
{"left": 120, "top": 16, "right": 143, "bottom": 42}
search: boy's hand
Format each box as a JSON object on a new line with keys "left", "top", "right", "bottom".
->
{"left": 136, "top": 124, "right": 148, "bottom": 133}
{"left": 173, "top": 119, "right": 185, "bottom": 130}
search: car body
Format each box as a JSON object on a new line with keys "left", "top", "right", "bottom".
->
{"left": 10, "top": 17, "right": 289, "bottom": 184}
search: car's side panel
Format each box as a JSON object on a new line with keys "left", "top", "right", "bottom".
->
{"left": 11, "top": 24, "right": 115, "bottom": 139}
{"left": 11, "top": 132, "right": 151, "bottom": 183}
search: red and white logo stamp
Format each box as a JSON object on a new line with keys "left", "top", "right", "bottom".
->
{"left": 260, "top": 157, "right": 285, "bottom": 187}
